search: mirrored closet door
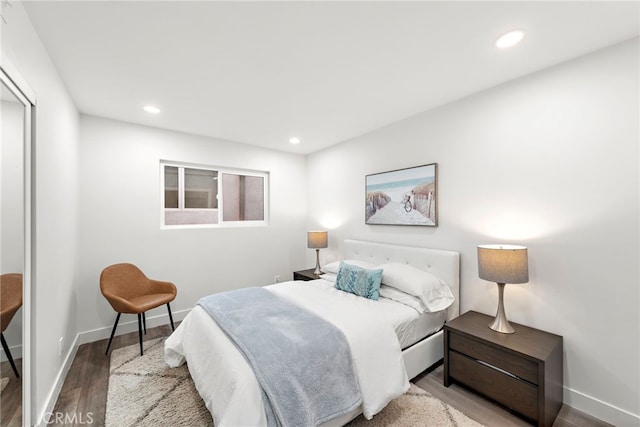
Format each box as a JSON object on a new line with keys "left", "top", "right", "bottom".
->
{"left": 1, "top": 63, "right": 34, "bottom": 427}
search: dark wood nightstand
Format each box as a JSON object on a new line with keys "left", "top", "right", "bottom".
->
{"left": 293, "top": 268, "right": 320, "bottom": 281}
{"left": 444, "top": 311, "right": 563, "bottom": 427}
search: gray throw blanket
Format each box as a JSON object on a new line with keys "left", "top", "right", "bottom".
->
{"left": 197, "top": 287, "right": 362, "bottom": 427}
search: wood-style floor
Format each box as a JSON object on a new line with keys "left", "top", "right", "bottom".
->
{"left": 45, "top": 324, "right": 611, "bottom": 427}
{"left": 413, "top": 367, "right": 612, "bottom": 427}
{"left": 0, "top": 358, "right": 22, "bottom": 427}
{"left": 50, "top": 324, "right": 174, "bottom": 426}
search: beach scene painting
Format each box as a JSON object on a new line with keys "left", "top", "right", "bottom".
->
{"left": 365, "top": 163, "right": 437, "bottom": 226}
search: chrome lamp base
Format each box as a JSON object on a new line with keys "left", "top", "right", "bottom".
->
{"left": 489, "top": 282, "right": 515, "bottom": 334}
{"left": 314, "top": 249, "right": 321, "bottom": 275}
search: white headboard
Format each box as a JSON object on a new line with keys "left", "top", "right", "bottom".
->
{"left": 343, "top": 239, "right": 460, "bottom": 321}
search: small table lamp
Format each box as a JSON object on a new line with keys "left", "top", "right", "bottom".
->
{"left": 307, "top": 231, "right": 328, "bottom": 275}
{"left": 477, "top": 244, "right": 529, "bottom": 334}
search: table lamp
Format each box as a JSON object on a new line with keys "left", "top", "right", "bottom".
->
{"left": 477, "top": 244, "right": 529, "bottom": 334}
{"left": 307, "top": 231, "right": 328, "bottom": 275}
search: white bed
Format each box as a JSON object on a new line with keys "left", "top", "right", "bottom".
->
{"left": 165, "top": 239, "right": 460, "bottom": 426}
{"left": 340, "top": 239, "right": 460, "bottom": 379}
{"left": 317, "top": 276, "right": 447, "bottom": 350}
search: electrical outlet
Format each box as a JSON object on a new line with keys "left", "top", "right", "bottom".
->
{"left": 58, "top": 337, "right": 63, "bottom": 357}
{"left": 274, "top": 275, "right": 280, "bottom": 283}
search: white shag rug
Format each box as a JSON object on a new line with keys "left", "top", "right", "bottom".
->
{"left": 106, "top": 338, "right": 484, "bottom": 427}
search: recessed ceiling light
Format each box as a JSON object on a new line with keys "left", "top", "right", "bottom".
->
{"left": 143, "top": 105, "right": 161, "bottom": 114}
{"left": 495, "top": 30, "right": 525, "bottom": 49}
{"left": 289, "top": 137, "right": 300, "bottom": 144}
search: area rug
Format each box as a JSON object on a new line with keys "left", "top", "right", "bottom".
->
{"left": 0, "top": 377, "right": 8, "bottom": 393}
{"left": 107, "top": 338, "right": 484, "bottom": 427}
{"left": 106, "top": 338, "right": 212, "bottom": 426}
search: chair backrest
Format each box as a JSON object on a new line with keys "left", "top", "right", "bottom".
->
{"left": 1, "top": 273, "right": 23, "bottom": 331}
{"left": 100, "top": 263, "right": 154, "bottom": 300}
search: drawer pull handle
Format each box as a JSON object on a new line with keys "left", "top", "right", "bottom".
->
{"left": 476, "top": 359, "right": 536, "bottom": 387}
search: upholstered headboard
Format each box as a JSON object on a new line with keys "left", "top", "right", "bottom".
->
{"left": 343, "top": 239, "right": 460, "bottom": 321}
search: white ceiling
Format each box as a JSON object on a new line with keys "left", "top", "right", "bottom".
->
{"left": 23, "top": 1, "right": 639, "bottom": 154}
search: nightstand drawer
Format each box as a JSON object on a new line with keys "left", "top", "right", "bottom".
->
{"left": 444, "top": 311, "right": 563, "bottom": 427}
{"left": 449, "top": 351, "right": 538, "bottom": 421}
{"left": 450, "top": 333, "right": 538, "bottom": 384}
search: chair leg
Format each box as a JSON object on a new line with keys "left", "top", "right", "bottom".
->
{"left": 1, "top": 333, "right": 19, "bottom": 378}
{"left": 105, "top": 313, "right": 121, "bottom": 355}
{"left": 142, "top": 312, "right": 147, "bottom": 335}
{"left": 137, "top": 313, "right": 144, "bottom": 356}
{"left": 167, "top": 303, "right": 175, "bottom": 331}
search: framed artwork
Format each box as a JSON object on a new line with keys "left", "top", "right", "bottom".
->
{"left": 365, "top": 163, "right": 437, "bottom": 226}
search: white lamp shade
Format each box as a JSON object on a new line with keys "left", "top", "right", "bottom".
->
{"left": 307, "top": 231, "right": 328, "bottom": 249}
{"left": 478, "top": 244, "right": 529, "bottom": 284}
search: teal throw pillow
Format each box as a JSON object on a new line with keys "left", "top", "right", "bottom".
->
{"left": 335, "top": 261, "right": 383, "bottom": 300}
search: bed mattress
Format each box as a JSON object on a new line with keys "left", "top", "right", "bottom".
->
{"left": 303, "top": 279, "right": 446, "bottom": 349}
{"left": 166, "top": 279, "right": 411, "bottom": 426}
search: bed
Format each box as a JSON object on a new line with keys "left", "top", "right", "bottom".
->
{"left": 165, "top": 239, "right": 460, "bottom": 426}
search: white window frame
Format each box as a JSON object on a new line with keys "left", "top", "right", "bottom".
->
{"left": 160, "top": 160, "right": 269, "bottom": 229}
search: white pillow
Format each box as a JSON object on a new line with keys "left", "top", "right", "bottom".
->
{"left": 321, "top": 259, "right": 377, "bottom": 275}
{"left": 319, "top": 273, "right": 337, "bottom": 283}
{"left": 378, "top": 262, "right": 454, "bottom": 312}
{"left": 379, "top": 285, "right": 427, "bottom": 314}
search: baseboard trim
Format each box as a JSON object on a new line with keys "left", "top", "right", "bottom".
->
{"left": 35, "top": 307, "right": 191, "bottom": 427}
{"left": 37, "top": 334, "right": 79, "bottom": 427}
{"left": 564, "top": 386, "right": 640, "bottom": 426}
{"left": 76, "top": 307, "right": 191, "bottom": 346}
{"left": 0, "top": 343, "right": 22, "bottom": 362}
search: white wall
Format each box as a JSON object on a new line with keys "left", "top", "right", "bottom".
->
{"left": 307, "top": 39, "right": 639, "bottom": 425}
{"left": 77, "top": 115, "right": 307, "bottom": 340}
{"left": 1, "top": 100, "right": 24, "bottom": 273}
{"left": 1, "top": 2, "right": 81, "bottom": 424}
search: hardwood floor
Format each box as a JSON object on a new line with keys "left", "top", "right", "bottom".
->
{"left": 49, "top": 323, "right": 174, "bottom": 426}
{"left": 413, "top": 365, "right": 613, "bottom": 427}
{"left": 47, "top": 325, "right": 612, "bottom": 427}
{"left": 0, "top": 358, "right": 22, "bottom": 427}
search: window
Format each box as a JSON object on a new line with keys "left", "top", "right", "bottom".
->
{"left": 162, "top": 161, "right": 268, "bottom": 228}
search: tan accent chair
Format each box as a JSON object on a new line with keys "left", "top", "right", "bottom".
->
{"left": 1, "top": 273, "right": 22, "bottom": 378}
{"left": 100, "top": 263, "right": 177, "bottom": 356}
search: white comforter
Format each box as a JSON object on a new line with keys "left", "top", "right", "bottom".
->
{"left": 165, "top": 280, "right": 410, "bottom": 426}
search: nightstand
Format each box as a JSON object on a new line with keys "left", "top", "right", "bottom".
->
{"left": 444, "top": 311, "right": 563, "bottom": 427}
{"left": 293, "top": 268, "right": 320, "bottom": 281}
